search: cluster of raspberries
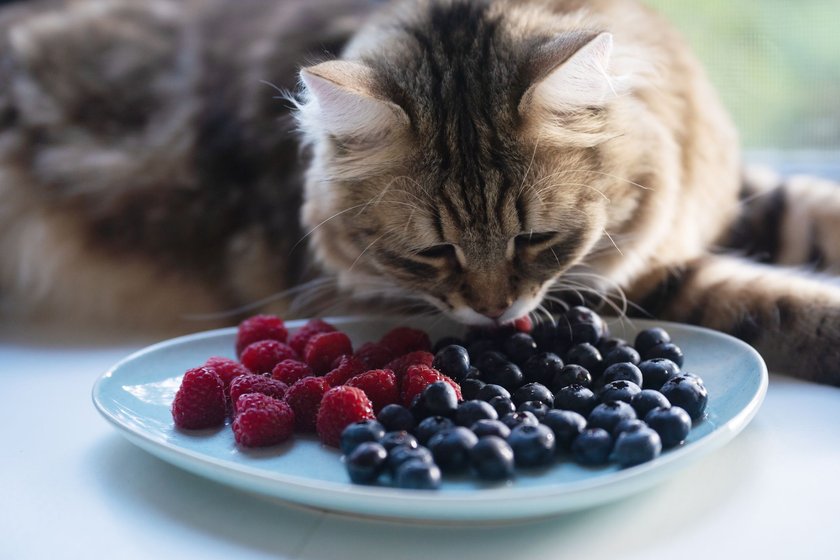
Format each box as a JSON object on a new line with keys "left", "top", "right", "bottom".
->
{"left": 170, "top": 314, "right": 457, "bottom": 448}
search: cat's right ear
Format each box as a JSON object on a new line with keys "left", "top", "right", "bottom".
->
{"left": 299, "top": 61, "right": 409, "bottom": 140}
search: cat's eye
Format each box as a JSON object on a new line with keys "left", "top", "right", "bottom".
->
{"left": 414, "top": 243, "right": 456, "bottom": 260}
{"left": 514, "top": 231, "right": 559, "bottom": 249}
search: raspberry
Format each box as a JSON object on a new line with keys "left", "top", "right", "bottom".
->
{"left": 401, "top": 364, "right": 462, "bottom": 406}
{"left": 513, "top": 315, "right": 533, "bottom": 333}
{"left": 324, "top": 355, "right": 367, "bottom": 386}
{"left": 232, "top": 393, "right": 295, "bottom": 447}
{"left": 285, "top": 376, "right": 330, "bottom": 432}
{"left": 354, "top": 342, "right": 396, "bottom": 369}
{"left": 229, "top": 374, "right": 288, "bottom": 413}
{"left": 235, "top": 314, "right": 288, "bottom": 356}
{"left": 171, "top": 367, "right": 226, "bottom": 429}
{"left": 289, "top": 318, "right": 337, "bottom": 356}
{"left": 304, "top": 331, "right": 353, "bottom": 375}
{"left": 203, "top": 356, "right": 251, "bottom": 389}
{"left": 240, "top": 340, "right": 298, "bottom": 374}
{"left": 316, "top": 386, "right": 375, "bottom": 448}
{"left": 384, "top": 351, "right": 435, "bottom": 385}
{"left": 271, "top": 359, "right": 314, "bottom": 385}
{"left": 380, "top": 327, "right": 432, "bottom": 356}
{"left": 346, "top": 369, "right": 399, "bottom": 413}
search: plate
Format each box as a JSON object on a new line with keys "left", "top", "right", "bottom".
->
{"left": 92, "top": 316, "right": 767, "bottom": 522}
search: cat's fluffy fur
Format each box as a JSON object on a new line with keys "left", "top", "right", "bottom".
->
{"left": 1, "top": 0, "right": 839, "bottom": 385}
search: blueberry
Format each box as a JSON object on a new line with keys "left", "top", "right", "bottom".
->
{"left": 340, "top": 419, "right": 386, "bottom": 455}
{"left": 602, "top": 346, "right": 641, "bottom": 368}
{"left": 587, "top": 401, "right": 637, "bottom": 433}
{"left": 379, "top": 430, "right": 419, "bottom": 452}
{"left": 432, "top": 345, "right": 471, "bottom": 381}
{"left": 476, "top": 383, "right": 511, "bottom": 402}
{"left": 660, "top": 375, "right": 708, "bottom": 420}
{"left": 427, "top": 427, "right": 479, "bottom": 473}
{"left": 414, "top": 415, "right": 455, "bottom": 445}
{"left": 522, "top": 352, "right": 564, "bottom": 386}
{"left": 602, "top": 362, "right": 644, "bottom": 386}
{"left": 482, "top": 360, "right": 524, "bottom": 390}
{"left": 387, "top": 444, "right": 434, "bottom": 474}
{"left": 508, "top": 424, "right": 556, "bottom": 467}
{"left": 571, "top": 428, "right": 613, "bottom": 466}
{"left": 470, "top": 436, "right": 515, "bottom": 481}
{"left": 599, "top": 380, "right": 642, "bottom": 404}
{"left": 422, "top": 381, "right": 459, "bottom": 417}
{"left": 612, "top": 426, "right": 662, "bottom": 468}
{"left": 345, "top": 441, "right": 388, "bottom": 484}
{"left": 376, "top": 404, "right": 415, "bottom": 433}
{"left": 433, "top": 336, "right": 465, "bottom": 354}
{"left": 644, "top": 342, "right": 684, "bottom": 367}
{"left": 500, "top": 411, "right": 540, "bottom": 430}
{"left": 611, "top": 418, "right": 647, "bottom": 439}
{"left": 455, "top": 399, "right": 499, "bottom": 426}
{"left": 409, "top": 393, "right": 432, "bottom": 422}
{"left": 553, "top": 384, "right": 598, "bottom": 417}
{"left": 566, "top": 306, "right": 606, "bottom": 345}
{"left": 634, "top": 327, "right": 671, "bottom": 355}
{"left": 470, "top": 419, "right": 511, "bottom": 439}
{"left": 476, "top": 351, "right": 508, "bottom": 376}
{"left": 564, "top": 343, "right": 603, "bottom": 375}
{"left": 395, "top": 459, "right": 442, "bottom": 490}
{"left": 517, "top": 400, "right": 551, "bottom": 421}
{"left": 541, "top": 409, "right": 587, "bottom": 451}
{"left": 512, "top": 382, "right": 554, "bottom": 408}
{"left": 503, "top": 333, "right": 539, "bottom": 365}
{"left": 532, "top": 321, "right": 574, "bottom": 355}
{"left": 598, "top": 337, "right": 629, "bottom": 354}
{"left": 550, "top": 364, "right": 592, "bottom": 392}
{"left": 638, "top": 358, "right": 681, "bottom": 390}
{"left": 487, "top": 395, "right": 516, "bottom": 417}
{"left": 460, "top": 378, "right": 486, "bottom": 401}
{"left": 467, "top": 339, "right": 498, "bottom": 363}
{"left": 631, "top": 389, "right": 671, "bottom": 419}
{"left": 645, "top": 406, "right": 692, "bottom": 448}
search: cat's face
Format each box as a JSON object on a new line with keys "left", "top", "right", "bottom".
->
{"left": 298, "top": 18, "right": 632, "bottom": 325}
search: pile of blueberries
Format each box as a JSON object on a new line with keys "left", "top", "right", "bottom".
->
{"left": 341, "top": 307, "right": 709, "bottom": 490}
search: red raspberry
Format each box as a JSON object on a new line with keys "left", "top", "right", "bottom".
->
{"left": 384, "top": 351, "right": 435, "bottom": 385}
{"left": 232, "top": 393, "right": 295, "bottom": 447}
{"left": 289, "top": 318, "right": 337, "bottom": 356}
{"left": 304, "top": 331, "right": 353, "bottom": 375}
{"left": 380, "top": 326, "right": 432, "bottom": 356}
{"left": 171, "top": 367, "right": 226, "bottom": 429}
{"left": 240, "top": 340, "right": 299, "bottom": 374}
{"left": 513, "top": 315, "right": 533, "bottom": 333}
{"left": 401, "top": 364, "right": 462, "bottom": 406}
{"left": 229, "top": 374, "right": 288, "bottom": 413}
{"left": 203, "top": 356, "right": 250, "bottom": 389}
{"left": 353, "top": 342, "right": 395, "bottom": 369}
{"left": 285, "top": 376, "right": 330, "bottom": 432}
{"left": 324, "top": 355, "right": 367, "bottom": 386}
{"left": 271, "top": 359, "right": 314, "bottom": 385}
{"left": 235, "top": 314, "right": 288, "bottom": 356}
{"left": 346, "top": 369, "right": 398, "bottom": 413}
{"left": 315, "top": 386, "right": 375, "bottom": 448}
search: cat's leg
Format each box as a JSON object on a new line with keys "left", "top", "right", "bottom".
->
{"left": 635, "top": 254, "right": 840, "bottom": 386}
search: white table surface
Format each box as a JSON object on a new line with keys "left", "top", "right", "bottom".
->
{"left": 3, "top": 322, "right": 839, "bottom": 560}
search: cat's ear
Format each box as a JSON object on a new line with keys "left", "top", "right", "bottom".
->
{"left": 299, "top": 61, "right": 409, "bottom": 139}
{"left": 519, "top": 32, "right": 616, "bottom": 114}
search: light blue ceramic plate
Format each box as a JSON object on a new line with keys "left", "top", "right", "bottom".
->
{"left": 92, "top": 317, "right": 767, "bottom": 522}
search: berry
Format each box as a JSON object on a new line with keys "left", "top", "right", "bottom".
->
{"left": 270, "top": 359, "right": 313, "bottom": 385}
{"left": 395, "top": 459, "right": 441, "bottom": 490}
{"left": 488, "top": 395, "right": 516, "bottom": 417}
{"left": 599, "top": 380, "right": 642, "bottom": 404}
{"left": 550, "top": 364, "right": 592, "bottom": 392}
{"left": 401, "top": 364, "right": 461, "bottom": 406}
{"left": 288, "top": 318, "right": 337, "bottom": 356}
{"left": 354, "top": 342, "right": 395, "bottom": 369}
{"left": 339, "top": 419, "right": 386, "bottom": 455}
{"left": 564, "top": 343, "right": 603, "bottom": 375}
{"left": 587, "top": 401, "right": 637, "bottom": 433}
{"left": 517, "top": 400, "right": 551, "bottom": 422}
{"left": 414, "top": 416, "right": 456, "bottom": 445}
{"left": 634, "top": 327, "right": 671, "bottom": 355}
{"left": 346, "top": 369, "right": 399, "bottom": 414}
{"left": 660, "top": 375, "right": 708, "bottom": 420}
{"left": 467, "top": 339, "right": 497, "bottom": 363}
{"left": 387, "top": 445, "right": 434, "bottom": 474}
{"left": 470, "top": 419, "right": 511, "bottom": 440}
{"left": 508, "top": 424, "right": 556, "bottom": 467}
{"left": 324, "top": 355, "right": 367, "bottom": 386}
{"left": 631, "top": 389, "right": 671, "bottom": 419}
{"left": 512, "top": 382, "right": 554, "bottom": 408}
{"left": 455, "top": 400, "right": 498, "bottom": 427}
{"left": 427, "top": 427, "right": 478, "bottom": 473}
{"left": 541, "top": 409, "right": 587, "bottom": 451}
{"left": 639, "top": 358, "right": 681, "bottom": 390}
{"left": 421, "top": 381, "right": 459, "bottom": 417}
{"left": 235, "top": 314, "right": 288, "bottom": 356}
{"left": 376, "top": 403, "right": 415, "bottom": 432}
{"left": 203, "top": 356, "right": 250, "bottom": 389}
{"left": 553, "top": 384, "right": 598, "bottom": 417}
{"left": 598, "top": 337, "right": 629, "bottom": 354}
{"left": 512, "top": 315, "right": 533, "bottom": 333}
{"left": 602, "top": 346, "right": 642, "bottom": 369}
{"left": 379, "top": 430, "right": 419, "bottom": 452}
{"left": 304, "top": 331, "right": 353, "bottom": 375}
{"left": 500, "top": 411, "right": 539, "bottom": 430}
{"left": 475, "top": 383, "right": 511, "bottom": 402}
{"left": 477, "top": 352, "right": 523, "bottom": 389}
{"left": 503, "top": 333, "right": 539, "bottom": 365}
{"left": 645, "top": 406, "right": 692, "bottom": 448}
{"left": 383, "top": 351, "right": 435, "bottom": 382}
{"left": 522, "top": 352, "right": 564, "bottom": 386}
{"left": 232, "top": 394, "right": 295, "bottom": 447}
{"left": 470, "top": 436, "right": 515, "bottom": 480}
{"left": 460, "top": 378, "right": 486, "bottom": 401}
{"left": 566, "top": 306, "right": 606, "bottom": 344}
{"left": 644, "top": 343, "right": 684, "bottom": 367}
{"left": 229, "top": 374, "right": 288, "bottom": 412}
{"left": 432, "top": 345, "right": 471, "bottom": 381}
{"left": 612, "top": 426, "right": 662, "bottom": 467}
{"left": 571, "top": 428, "right": 613, "bottom": 466}
{"left": 433, "top": 336, "right": 465, "bottom": 354}
{"left": 602, "top": 362, "right": 644, "bottom": 386}
{"left": 284, "top": 376, "right": 330, "bottom": 432}
{"left": 380, "top": 326, "right": 432, "bottom": 356}
{"left": 345, "top": 441, "right": 388, "bottom": 484}
{"left": 172, "top": 367, "right": 226, "bottom": 430}
{"left": 316, "top": 386, "right": 375, "bottom": 447}
{"left": 611, "top": 418, "right": 647, "bottom": 439}
{"left": 240, "top": 340, "right": 298, "bottom": 374}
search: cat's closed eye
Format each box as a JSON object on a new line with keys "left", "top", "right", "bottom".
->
{"left": 414, "top": 243, "right": 457, "bottom": 260}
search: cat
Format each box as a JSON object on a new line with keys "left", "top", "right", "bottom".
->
{"left": 0, "top": 0, "right": 838, "bottom": 386}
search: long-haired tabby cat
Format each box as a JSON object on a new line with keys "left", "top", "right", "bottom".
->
{"left": 1, "top": 0, "right": 838, "bottom": 386}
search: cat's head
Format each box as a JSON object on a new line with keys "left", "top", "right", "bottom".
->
{"left": 295, "top": 2, "right": 647, "bottom": 326}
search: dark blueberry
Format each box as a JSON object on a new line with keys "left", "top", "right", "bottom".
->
{"left": 395, "top": 459, "right": 442, "bottom": 490}
{"left": 340, "top": 419, "right": 387, "bottom": 455}
{"left": 599, "top": 380, "right": 642, "bottom": 404}
{"left": 564, "top": 343, "right": 603, "bottom": 375}
{"left": 508, "top": 424, "right": 556, "bottom": 467}
{"left": 469, "top": 436, "right": 515, "bottom": 481}
{"left": 465, "top": 367, "right": 483, "bottom": 380}
{"left": 414, "top": 415, "right": 455, "bottom": 445}
{"left": 602, "top": 346, "right": 641, "bottom": 368}
{"left": 566, "top": 306, "right": 606, "bottom": 345}
{"left": 598, "top": 337, "right": 629, "bottom": 354}
{"left": 644, "top": 343, "right": 684, "bottom": 367}
{"left": 500, "top": 411, "right": 540, "bottom": 430}
{"left": 631, "top": 389, "right": 671, "bottom": 419}
{"left": 571, "top": 428, "right": 613, "bottom": 466}
{"left": 476, "top": 383, "right": 511, "bottom": 402}
{"left": 681, "top": 372, "right": 705, "bottom": 386}
{"left": 432, "top": 345, "right": 471, "bottom": 381}
{"left": 478, "top": 355, "right": 524, "bottom": 390}
{"left": 660, "top": 375, "right": 708, "bottom": 420}
{"left": 345, "top": 441, "right": 388, "bottom": 484}
{"left": 553, "top": 384, "right": 598, "bottom": 417}
{"left": 541, "top": 409, "right": 587, "bottom": 451}
{"left": 376, "top": 404, "right": 415, "bottom": 433}
{"left": 387, "top": 444, "right": 434, "bottom": 474}
{"left": 638, "top": 358, "right": 681, "bottom": 390}
{"left": 470, "top": 419, "right": 511, "bottom": 440}
{"left": 522, "top": 352, "right": 564, "bottom": 386}
{"left": 612, "top": 426, "right": 662, "bottom": 468}
{"left": 587, "top": 401, "right": 637, "bottom": 433}
{"left": 602, "top": 362, "right": 644, "bottom": 386}
{"left": 645, "top": 406, "right": 692, "bottom": 448}
{"left": 488, "top": 395, "right": 516, "bottom": 417}
{"left": 460, "top": 378, "right": 486, "bottom": 401}
{"left": 550, "top": 364, "right": 592, "bottom": 392}
{"left": 512, "top": 382, "right": 554, "bottom": 408}
{"left": 464, "top": 328, "right": 491, "bottom": 346}
{"left": 455, "top": 399, "right": 498, "bottom": 427}
{"left": 379, "top": 430, "right": 419, "bottom": 452}
{"left": 611, "top": 418, "right": 647, "bottom": 439}
{"left": 433, "top": 336, "right": 465, "bottom": 355}
{"left": 503, "top": 333, "right": 539, "bottom": 365}
{"left": 422, "top": 381, "right": 459, "bottom": 417}
{"left": 427, "top": 427, "right": 479, "bottom": 473}
{"left": 517, "top": 400, "right": 551, "bottom": 421}
{"left": 409, "top": 393, "right": 432, "bottom": 422}
{"left": 634, "top": 327, "right": 671, "bottom": 355}
{"left": 532, "top": 320, "right": 574, "bottom": 354}
{"left": 468, "top": 340, "right": 498, "bottom": 363}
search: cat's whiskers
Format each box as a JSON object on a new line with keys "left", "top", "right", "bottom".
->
{"left": 515, "top": 134, "right": 542, "bottom": 199}
{"left": 349, "top": 234, "right": 386, "bottom": 272}
{"left": 289, "top": 203, "right": 370, "bottom": 256}
{"left": 602, "top": 229, "right": 624, "bottom": 256}
{"left": 549, "top": 168, "right": 654, "bottom": 192}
